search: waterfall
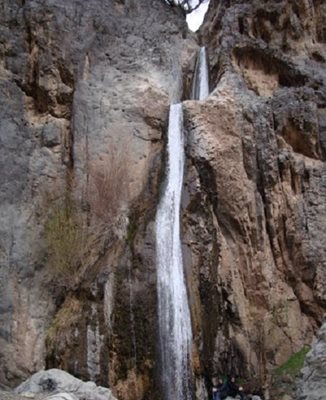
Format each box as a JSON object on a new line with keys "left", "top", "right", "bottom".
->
{"left": 156, "top": 103, "right": 193, "bottom": 400}
{"left": 192, "top": 47, "right": 209, "bottom": 101}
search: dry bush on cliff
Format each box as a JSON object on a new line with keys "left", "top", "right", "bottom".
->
{"left": 88, "top": 144, "right": 130, "bottom": 225}
{"left": 45, "top": 196, "right": 87, "bottom": 286}
{"left": 45, "top": 144, "right": 130, "bottom": 287}
{"left": 45, "top": 296, "right": 82, "bottom": 350}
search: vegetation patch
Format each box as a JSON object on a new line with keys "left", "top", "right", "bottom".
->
{"left": 274, "top": 345, "right": 311, "bottom": 377}
{"left": 44, "top": 144, "right": 131, "bottom": 287}
{"left": 45, "top": 296, "right": 82, "bottom": 349}
{"left": 89, "top": 145, "right": 130, "bottom": 223}
{"left": 126, "top": 211, "right": 139, "bottom": 243}
{"left": 45, "top": 197, "right": 87, "bottom": 285}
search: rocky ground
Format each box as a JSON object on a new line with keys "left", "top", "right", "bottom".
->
{"left": 0, "top": 392, "right": 24, "bottom": 400}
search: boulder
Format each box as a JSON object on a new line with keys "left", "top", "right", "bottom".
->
{"left": 224, "top": 396, "right": 262, "bottom": 400}
{"left": 14, "top": 369, "right": 116, "bottom": 400}
{"left": 45, "top": 394, "right": 77, "bottom": 400}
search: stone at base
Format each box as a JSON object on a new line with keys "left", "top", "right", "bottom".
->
{"left": 46, "top": 394, "right": 78, "bottom": 400}
{"left": 280, "top": 395, "right": 294, "bottom": 400}
{"left": 14, "top": 369, "right": 116, "bottom": 400}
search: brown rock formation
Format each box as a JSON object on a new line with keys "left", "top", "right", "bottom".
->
{"left": 182, "top": 0, "right": 326, "bottom": 392}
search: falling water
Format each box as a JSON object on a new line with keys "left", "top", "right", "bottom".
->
{"left": 156, "top": 103, "right": 193, "bottom": 400}
{"left": 192, "top": 46, "right": 209, "bottom": 101}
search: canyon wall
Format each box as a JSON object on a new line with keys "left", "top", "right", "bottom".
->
{"left": 0, "top": 0, "right": 325, "bottom": 399}
{"left": 0, "top": 1, "right": 196, "bottom": 397}
{"left": 182, "top": 0, "right": 326, "bottom": 391}
{"left": 298, "top": 320, "right": 326, "bottom": 399}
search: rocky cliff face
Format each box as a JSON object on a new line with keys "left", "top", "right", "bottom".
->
{"left": 183, "top": 0, "right": 325, "bottom": 391}
{"left": 1, "top": 0, "right": 325, "bottom": 399}
{"left": 0, "top": 0, "right": 196, "bottom": 396}
{"left": 298, "top": 320, "right": 326, "bottom": 400}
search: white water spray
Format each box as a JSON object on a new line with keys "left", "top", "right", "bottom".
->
{"left": 156, "top": 103, "right": 193, "bottom": 400}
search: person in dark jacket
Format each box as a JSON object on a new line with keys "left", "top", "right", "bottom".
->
{"left": 221, "top": 376, "right": 245, "bottom": 400}
{"left": 212, "top": 378, "right": 224, "bottom": 400}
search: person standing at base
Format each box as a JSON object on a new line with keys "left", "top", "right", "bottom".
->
{"left": 221, "top": 376, "right": 245, "bottom": 400}
{"left": 212, "top": 377, "right": 224, "bottom": 400}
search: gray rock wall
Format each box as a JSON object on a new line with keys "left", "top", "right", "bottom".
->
{"left": 0, "top": 0, "right": 197, "bottom": 395}
{"left": 298, "top": 321, "right": 326, "bottom": 400}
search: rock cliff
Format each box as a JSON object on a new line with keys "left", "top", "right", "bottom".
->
{"left": 183, "top": 0, "right": 325, "bottom": 392}
{"left": 0, "top": 0, "right": 196, "bottom": 397}
{"left": 298, "top": 320, "right": 326, "bottom": 400}
{"left": 0, "top": 0, "right": 325, "bottom": 399}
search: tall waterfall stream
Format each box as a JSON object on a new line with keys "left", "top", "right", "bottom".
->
{"left": 192, "top": 47, "right": 209, "bottom": 101}
{"left": 156, "top": 104, "right": 193, "bottom": 400}
{"left": 155, "top": 47, "right": 209, "bottom": 400}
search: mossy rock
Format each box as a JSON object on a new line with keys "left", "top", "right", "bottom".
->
{"left": 45, "top": 296, "right": 82, "bottom": 350}
{"left": 274, "top": 345, "right": 311, "bottom": 378}
{"left": 45, "top": 198, "right": 86, "bottom": 282}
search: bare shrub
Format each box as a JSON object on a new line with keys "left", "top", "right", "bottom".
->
{"left": 45, "top": 296, "right": 82, "bottom": 350}
{"left": 88, "top": 144, "right": 130, "bottom": 225}
{"left": 44, "top": 142, "right": 130, "bottom": 286}
{"left": 45, "top": 196, "right": 87, "bottom": 286}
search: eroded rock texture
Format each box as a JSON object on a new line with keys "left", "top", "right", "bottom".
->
{"left": 0, "top": 0, "right": 196, "bottom": 397}
{"left": 298, "top": 321, "right": 326, "bottom": 400}
{"left": 182, "top": 0, "right": 326, "bottom": 391}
